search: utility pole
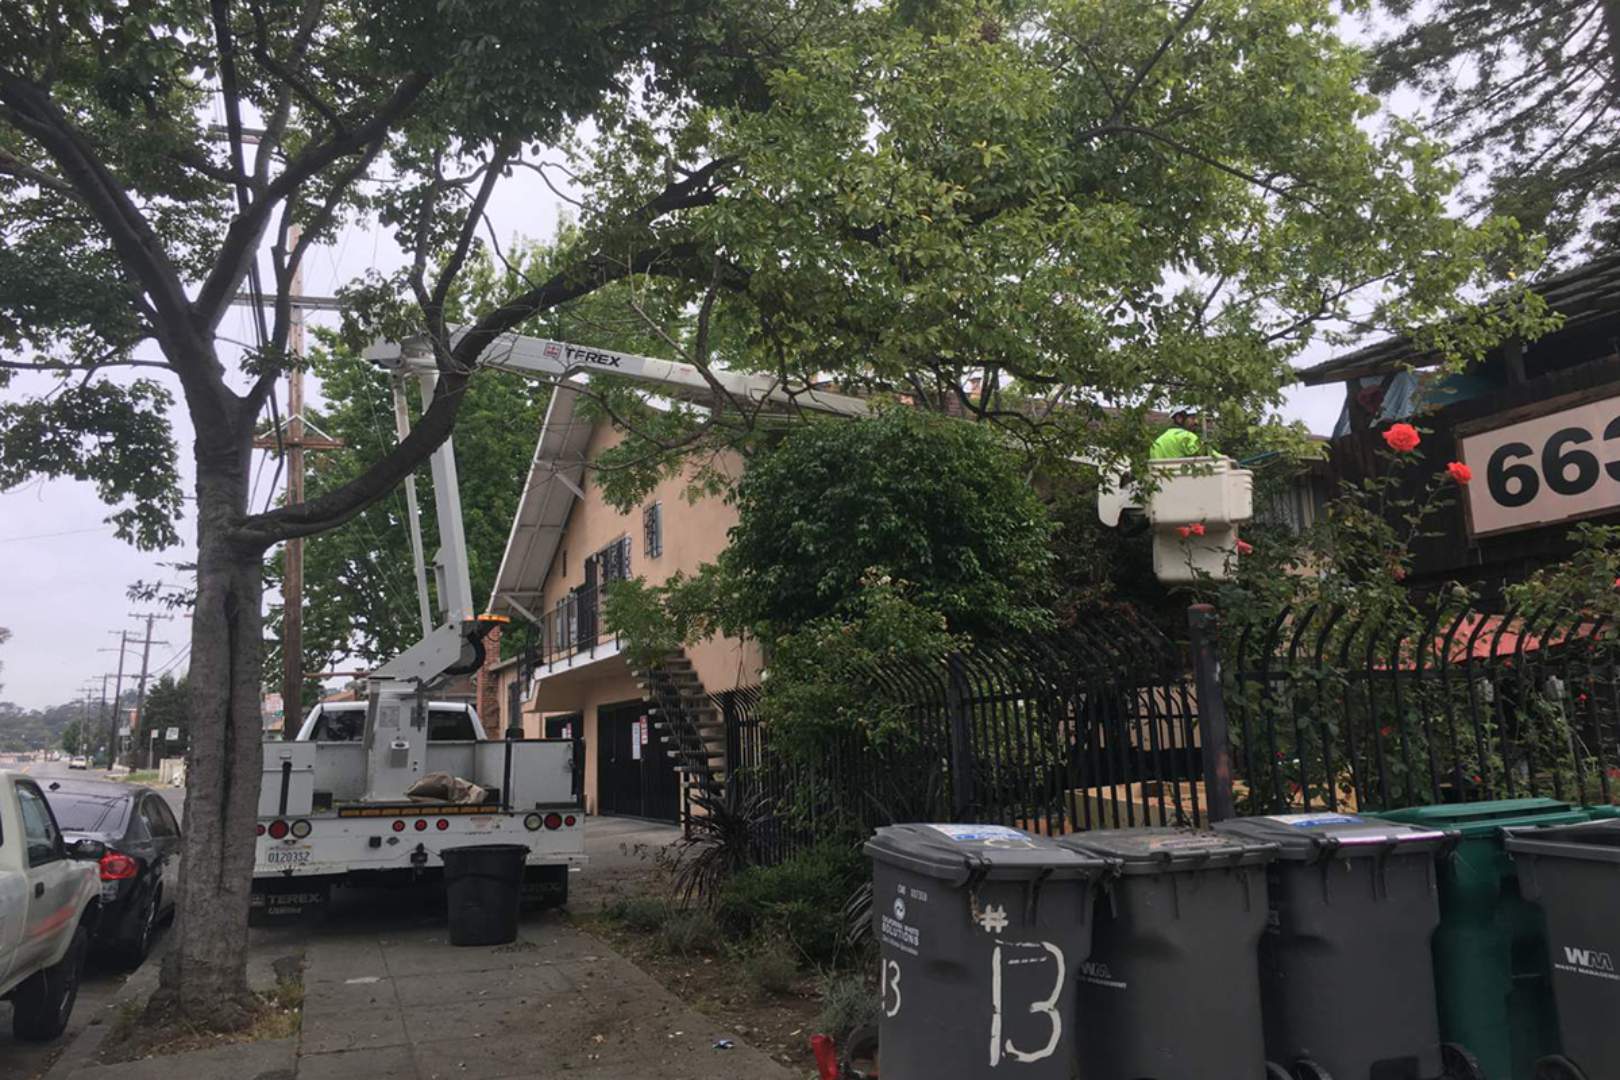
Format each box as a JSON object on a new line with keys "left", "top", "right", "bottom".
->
{"left": 99, "top": 631, "right": 131, "bottom": 769}
{"left": 96, "top": 672, "right": 112, "bottom": 767}
{"left": 126, "top": 614, "right": 171, "bottom": 769}
{"left": 246, "top": 224, "right": 341, "bottom": 734}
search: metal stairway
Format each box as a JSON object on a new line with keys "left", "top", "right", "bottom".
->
{"left": 633, "top": 651, "right": 729, "bottom": 808}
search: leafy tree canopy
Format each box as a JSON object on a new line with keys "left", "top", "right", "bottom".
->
{"left": 1369, "top": 0, "right": 1620, "bottom": 262}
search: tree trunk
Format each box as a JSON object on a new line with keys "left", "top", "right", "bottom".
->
{"left": 153, "top": 431, "right": 267, "bottom": 1028}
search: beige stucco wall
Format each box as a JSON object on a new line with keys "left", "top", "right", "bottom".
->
{"left": 518, "top": 418, "right": 763, "bottom": 812}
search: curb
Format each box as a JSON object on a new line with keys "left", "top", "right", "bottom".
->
{"left": 42, "top": 957, "right": 162, "bottom": 1080}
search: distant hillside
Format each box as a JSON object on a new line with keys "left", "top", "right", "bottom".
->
{"left": 0, "top": 695, "right": 133, "bottom": 752}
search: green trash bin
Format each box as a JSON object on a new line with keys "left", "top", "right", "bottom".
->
{"left": 1373, "top": 799, "right": 1594, "bottom": 1080}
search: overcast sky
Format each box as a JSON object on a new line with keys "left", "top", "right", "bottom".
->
{"left": 0, "top": 51, "right": 1358, "bottom": 713}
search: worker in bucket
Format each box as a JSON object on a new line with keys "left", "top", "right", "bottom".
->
{"left": 1150, "top": 408, "right": 1207, "bottom": 459}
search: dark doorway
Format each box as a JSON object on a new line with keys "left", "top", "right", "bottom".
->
{"left": 595, "top": 699, "right": 679, "bottom": 822}
{"left": 544, "top": 712, "right": 581, "bottom": 740}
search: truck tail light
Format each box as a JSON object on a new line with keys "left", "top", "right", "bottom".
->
{"left": 543, "top": 813, "right": 563, "bottom": 830}
{"left": 523, "top": 813, "right": 543, "bottom": 831}
{"left": 290, "top": 820, "right": 312, "bottom": 839}
{"left": 413, "top": 818, "right": 428, "bottom": 831}
{"left": 255, "top": 823, "right": 266, "bottom": 837}
{"left": 267, "top": 819, "right": 290, "bottom": 840}
{"left": 99, "top": 852, "right": 138, "bottom": 881}
{"left": 564, "top": 815, "right": 577, "bottom": 827}
{"left": 435, "top": 819, "right": 449, "bottom": 831}
{"left": 392, "top": 820, "right": 406, "bottom": 832}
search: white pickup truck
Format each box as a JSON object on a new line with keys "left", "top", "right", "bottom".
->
{"left": 0, "top": 771, "right": 103, "bottom": 1041}
{"left": 252, "top": 700, "right": 584, "bottom": 920}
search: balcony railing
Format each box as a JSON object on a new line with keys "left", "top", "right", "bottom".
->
{"left": 540, "top": 584, "right": 621, "bottom": 668}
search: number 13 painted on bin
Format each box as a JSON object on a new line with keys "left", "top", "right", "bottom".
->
{"left": 882, "top": 959, "right": 902, "bottom": 1018}
{"left": 989, "top": 940, "right": 1065, "bottom": 1067}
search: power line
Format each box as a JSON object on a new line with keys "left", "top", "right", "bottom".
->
{"left": 0, "top": 525, "right": 112, "bottom": 544}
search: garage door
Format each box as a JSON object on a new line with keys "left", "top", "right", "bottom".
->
{"left": 595, "top": 700, "right": 679, "bottom": 822}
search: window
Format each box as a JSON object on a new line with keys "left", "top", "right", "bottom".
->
{"left": 426, "top": 707, "right": 478, "bottom": 741}
{"left": 17, "top": 783, "right": 62, "bottom": 867}
{"left": 44, "top": 793, "right": 126, "bottom": 834}
{"left": 644, "top": 502, "right": 663, "bottom": 559}
{"left": 141, "top": 796, "right": 179, "bottom": 839}
{"left": 597, "top": 535, "right": 632, "bottom": 584}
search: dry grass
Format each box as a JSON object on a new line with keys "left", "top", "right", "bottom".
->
{"left": 96, "top": 977, "right": 304, "bottom": 1064}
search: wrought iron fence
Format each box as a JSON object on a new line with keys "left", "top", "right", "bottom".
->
{"left": 716, "top": 611, "right": 1211, "bottom": 864}
{"left": 709, "top": 595, "right": 1620, "bottom": 867}
{"left": 1224, "top": 600, "right": 1620, "bottom": 814}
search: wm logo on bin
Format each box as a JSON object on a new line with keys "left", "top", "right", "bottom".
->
{"left": 1563, "top": 947, "right": 1616, "bottom": 973}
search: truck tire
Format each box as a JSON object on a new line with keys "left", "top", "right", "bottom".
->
{"left": 12, "top": 923, "right": 88, "bottom": 1042}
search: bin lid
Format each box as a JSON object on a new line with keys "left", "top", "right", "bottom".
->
{"left": 1504, "top": 819, "right": 1620, "bottom": 864}
{"left": 1057, "top": 828, "right": 1276, "bottom": 876}
{"left": 864, "top": 823, "right": 1109, "bottom": 886}
{"left": 1213, "top": 812, "right": 1453, "bottom": 861}
{"left": 1374, "top": 798, "right": 1582, "bottom": 835}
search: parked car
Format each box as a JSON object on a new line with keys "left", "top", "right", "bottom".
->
{"left": 0, "top": 770, "right": 103, "bottom": 1041}
{"left": 39, "top": 778, "right": 180, "bottom": 966}
{"left": 67, "top": 756, "right": 88, "bottom": 770}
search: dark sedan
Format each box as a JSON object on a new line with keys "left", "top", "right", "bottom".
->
{"left": 39, "top": 778, "right": 180, "bottom": 966}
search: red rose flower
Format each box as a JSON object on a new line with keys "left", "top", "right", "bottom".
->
{"left": 1383, "top": 423, "right": 1421, "bottom": 453}
{"left": 1189, "top": 522, "right": 1207, "bottom": 537}
{"left": 1446, "top": 461, "right": 1472, "bottom": 484}
{"left": 1379, "top": 725, "right": 1395, "bottom": 738}
{"left": 1176, "top": 525, "right": 1191, "bottom": 539}
{"left": 1235, "top": 539, "right": 1254, "bottom": 556}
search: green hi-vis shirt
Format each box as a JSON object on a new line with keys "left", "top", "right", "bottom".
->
{"left": 1150, "top": 426, "right": 1204, "bottom": 459}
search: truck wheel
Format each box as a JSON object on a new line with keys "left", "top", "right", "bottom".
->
{"left": 12, "top": 923, "right": 88, "bottom": 1042}
{"left": 1266, "top": 1065, "right": 1294, "bottom": 1080}
{"left": 1441, "top": 1043, "right": 1486, "bottom": 1080}
{"left": 1534, "top": 1057, "right": 1588, "bottom": 1080}
{"left": 1292, "top": 1061, "right": 1334, "bottom": 1080}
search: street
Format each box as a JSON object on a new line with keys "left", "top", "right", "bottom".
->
{"left": 0, "top": 760, "right": 185, "bottom": 1080}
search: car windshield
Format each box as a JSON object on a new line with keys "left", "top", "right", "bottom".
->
{"left": 310, "top": 707, "right": 475, "bottom": 741}
{"left": 45, "top": 792, "right": 128, "bottom": 834}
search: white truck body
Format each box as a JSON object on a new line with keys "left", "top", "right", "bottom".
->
{"left": 0, "top": 771, "right": 99, "bottom": 1003}
{"left": 253, "top": 701, "right": 583, "bottom": 912}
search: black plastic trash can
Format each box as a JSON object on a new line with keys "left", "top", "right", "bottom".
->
{"left": 441, "top": 843, "right": 527, "bottom": 946}
{"left": 1215, "top": 813, "right": 1474, "bottom": 1080}
{"left": 1057, "top": 828, "right": 1280, "bottom": 1080}
{"left": 1504, "top": 820, "right": 1620, "bottom": 1080}
{"left": 864, "top": 823, "right": 1109, "bottom": 1080}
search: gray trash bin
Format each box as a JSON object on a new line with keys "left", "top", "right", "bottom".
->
{"left": 1214, "top": 813, "right": 1465, "bottom": 1080}
{"left": 1057, "top": 828, "right": 1280, "bottom": 1080}
{"left": 864, "top": 823, "right": 1109, "bottom": 1080}
{"left": 1504, "top": 819, "right": 1620, "bottom": 1080}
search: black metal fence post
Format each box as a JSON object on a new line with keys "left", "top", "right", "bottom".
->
{"left": 945, "top": 651, "right": 976, "bottom": 820}
{"left": 1188, "top": 603, "right": 1237, "bottom": 822}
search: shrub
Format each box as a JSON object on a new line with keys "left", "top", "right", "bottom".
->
{"left": 743, "top": 942, "right": 800, "bottom": 996}
{"left": 604, "top": 896, "right": 671, "bottom": 933}
{"left": 715, "top": 839, "right": 867, "bottom": 965}
{"left": 818, "top": 971, "right": 878, "bottom": 1041}
{"left": 660, "top": 908, "right": 722, "bottom": 956}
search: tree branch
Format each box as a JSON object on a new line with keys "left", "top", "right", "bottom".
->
{"left": 194, "top": 71, "right": 432, "bottom": 330}
{"left": 0, "top": 149, "right": 78, "bottom": 198}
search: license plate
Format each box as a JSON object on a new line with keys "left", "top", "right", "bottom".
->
{"left": 264, "top": 847, "right": 312, "bottom": 866}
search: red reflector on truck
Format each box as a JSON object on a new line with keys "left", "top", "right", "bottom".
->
{"left": 564, "top": 815, "right": 576, "bottom": 827}
{"left": 392, "top": 820, "right": 406, "bottom": 833}
{"left": 268, "top": 820, "right": 290, "bottom": 840}
{"left": 413, "top": 819, "right": 428, "bottom": 831}
{"left": 544, "top": 813, "right": 562, "bottom": 830}
{"left": 436, "top": 819, "right": 449, "bottom": 831}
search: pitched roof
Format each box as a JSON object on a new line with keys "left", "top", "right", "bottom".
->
{"left": 1294, "top": 253, "right": 1620, "bottom": 387}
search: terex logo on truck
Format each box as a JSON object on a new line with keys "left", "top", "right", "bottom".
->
{"left": 564, "top": 345, "right": 623, "bottom": 368}
{"left": 1558, "top": 946, "right": 1619, "bottom": 981}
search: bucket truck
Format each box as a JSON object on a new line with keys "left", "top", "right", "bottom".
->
{"left": 250, "top": 333, "right": 865, "bottom": 919}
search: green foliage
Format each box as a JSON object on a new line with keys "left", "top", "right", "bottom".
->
{"left": 604, "top": 895, "right": 674, "bottom": 933}
{"left": 818, "top": 971, "right": 880, "bottom": 1041}
{"left": 141, "top": 674, "right": 189, "bottom": 747}
{"left": 727, "top": 409, "right": 1056, "bottom": 638}
{"left": 714, "top": 840, "right": 867, "bottom": 965}
{"left": 1369, "top": 0, "right": 1619, "bottom": 261}
{"left": 659, "top": 908, "right": 723, "bottom": 957}
{"left": 59, "top": 719, "right": 83, "bottom": 756}
{"left": 742, "top": 943, "right": 800, "bottom": 996}
{"left": 0, "top": 381, "right": 182, "bottom": 549}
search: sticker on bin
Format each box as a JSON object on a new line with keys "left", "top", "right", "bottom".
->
{"left": 1264, "top": 813, "right": 1364, "bottom": 828}
{"left": 926, "top": 824, "right": 1033, "bottom": 844}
